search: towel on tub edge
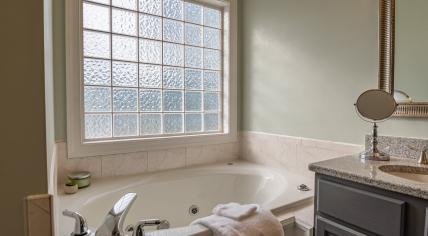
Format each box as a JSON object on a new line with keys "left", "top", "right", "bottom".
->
{"left": 191, "top": 203, "right": 284, "bottom": 236}
{"left": 213, "top": 203, "right": 259, "bottom": 221}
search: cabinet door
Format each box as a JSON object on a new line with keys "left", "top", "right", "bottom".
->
{"left": 316, "top": 216, "right": 368, "bottom": 236}
{"left": 425, "top": 208, "right": 428, "bottom": 236}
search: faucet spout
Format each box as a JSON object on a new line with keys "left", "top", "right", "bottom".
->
{"left": 95, "top": 193, "right": 137, "bottom": 236}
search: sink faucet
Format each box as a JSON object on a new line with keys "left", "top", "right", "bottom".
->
{"left": 63, "top": 193, "right": 137, "bottom": 236}
{"left": 418, "top": 147, "right": 427, "bottom": 165}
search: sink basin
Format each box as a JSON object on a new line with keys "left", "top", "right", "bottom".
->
{"left": 378, "top": 165, "right": 428, "bottom": 183}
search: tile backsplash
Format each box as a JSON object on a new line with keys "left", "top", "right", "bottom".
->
{"left": 365, "top": 135, "right": 428, "bottom": 159}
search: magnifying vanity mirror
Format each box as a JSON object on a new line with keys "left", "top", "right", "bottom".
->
{"left": 355, "top": 90, "right": 397, "bottom": 161}
{"left": 378, "top": 0, "right": 428, "bottom": 117}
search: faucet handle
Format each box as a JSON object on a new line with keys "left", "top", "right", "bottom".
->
{"left": 419, "top": 148, "right": 428, "bottom": 165}
{"left": 63, "top": 209, "right": 92, "bottom": 236}
{"left": 126, "top": 219, "right": 170, "bottom": 236}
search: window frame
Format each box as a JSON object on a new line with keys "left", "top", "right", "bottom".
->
{"left": 66, "top": 0, "right": 238, "bottom": 158}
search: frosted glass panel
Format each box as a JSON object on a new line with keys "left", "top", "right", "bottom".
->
{"left": 140, "top": 39, "right": 162, "bottom": 64}
{"left": 204, "top": 70, "right": 220, "bottom": 91}
{"left": 112, "top": 9, "right": 137, "bottom": 36}
{"left": 185, "top": 46, "right": 202, "bottom": 68}
{"left": 113, "top": 88, "right": 138, "bottom": 112}
{"left": 84, "top": 58, "right": 111, "bottom": 86}
{"left": 204, "top": 113, "right": 219, "bottom": 131}
{"left": 140, "top": 89, "right": 161, "bottom": 111}
{"left": 204, "top": 92, "right": 219, "bottom": 111}
{"left": 140, "top": 114, "right": 161, "bottom": 135}
{"left": 85, "top": 114, "right": 112, "bottom": 139}
{"left": 185, "top": 24, "right": 202, "bottom": 46}
{"left": 184, "top": 69, "right": 201, "bottom": 90}
{"left": 186, "top": 114, "right": 202, "bottom": 132}
{"left": 163, "top": 67, "right": 184, "bottom": 89}
{"left": 83, "top": 3, "right": 110, "bottom": 31}
{"left": 139, "top": 64, "right": 162, "bottom": 88}
{"left": 164, "top": 91, "right": 183, "bottom": 112}
{"left": 139, "top": 0, "right": 162, "bottom": 15}
{"left": 163, "top": 43, "right": 184, "bottom": 66}
{"left": 163, "top": 0, "right": 183, "bottom": 20}
{"left": 204, "top": 28, "right": 221, "bottom": 49}
{"left": 112, "top": 61, "right": 138, "bottom": 87}
{"left": 112, "top": 0, "right": 137, "bottom": 10}
{"left": 163, "top": 19, "right": 184, "bottom": 43}
{"left": 185, "top": 2, "right": 202, "bottom": 24}
{"left": 204, "top": 49, "right": 221, "bottom": 70}
{"left": 164, "top": 114, "right": 183, "bottom": 134}
{"left": 112, "top": 35, "right": 138, "bottom": 61}
{"left": 84, "top": 86, "right": 111, "bottom": 112}
{"left": 84, "top": 31, "right": 110, "bottom": 59}
{"left": 204, "top": 7, "right": 221, "bottom": 29}
{"left": 113, "top": 114, "right": 138, "bottom": 137}
{"left": 139, "top": 14, "right": 162, "bottom": 40}
{"left": 185, "top": 92, "right": 202, "bottom": 111}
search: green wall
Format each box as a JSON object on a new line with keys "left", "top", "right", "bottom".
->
{"left": 54, "top": 0, "right": 428, "bottom": 144}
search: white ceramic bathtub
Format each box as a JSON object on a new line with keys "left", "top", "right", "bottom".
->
{"left": 57, "top": 161, "right": 313, "bottom": 235}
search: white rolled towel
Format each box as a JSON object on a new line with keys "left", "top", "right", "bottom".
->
{"left": 213, "top": 203, "right": 258, "bottom": 221}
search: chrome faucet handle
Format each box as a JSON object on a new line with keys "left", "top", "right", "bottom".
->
{"left": 95, "top": 193, "right": 137, "bottom": 236}
{"left": 63, "top": 209, "right": 92, "bottom": 236}
{"left": 126, "top": 219, "right": 170, "bottom": 236}
{"left": 419, "top": 147, "right": 428, "bottom": 165}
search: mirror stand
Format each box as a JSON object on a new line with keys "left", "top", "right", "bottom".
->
{"left": 361, "top": 123, "right": 390, "bottom": 161}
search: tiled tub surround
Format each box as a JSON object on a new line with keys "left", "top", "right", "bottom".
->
{"left": 240, "top": 132, "right": 364, "bottom": 179}
{"left": 56, "top": 142, "right": 239, "bottom": 184}
{"left": 366, "top": 135, "right": 428, "bottom": 159}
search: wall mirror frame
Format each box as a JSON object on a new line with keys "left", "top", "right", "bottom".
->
{"left": 378, "top": 0, "right": 428, "bottom": 118}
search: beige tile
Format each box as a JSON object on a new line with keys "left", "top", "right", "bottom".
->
{"left": 148, "top": 148, "right": 186, "bottom": 172}
{"left": 102, "top": 152, "right": 148, "bottom": 177}
{"left": 186, "top": 142, "right": 239, "bottom": 166}
{"left": 25, "top": 194, "right": 53, "bottom": 236}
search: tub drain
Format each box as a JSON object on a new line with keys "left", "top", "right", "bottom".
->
{"left": 189, "top": 205, "right": 199, "bottom": 216}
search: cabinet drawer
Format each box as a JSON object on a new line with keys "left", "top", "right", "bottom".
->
{"left": 316, "top": 216, "right": 368, "bottom": 236}
{"left": 317, "top": 179, "right": 405, "bottom": 236}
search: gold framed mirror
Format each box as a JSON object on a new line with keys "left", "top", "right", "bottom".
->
{"left": 379, "top": 0, "right": 428, "bottom": 118}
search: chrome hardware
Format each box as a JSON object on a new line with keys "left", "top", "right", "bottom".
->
{"left": 419, "top": 148, "right": 428, "bottom": 165}
{"left": 297, "top": 184, "right": 310, "bottom": 191}
{"left": 126, "top": 219, "right": 170, "bottom": 236}
{"left": 62, "top": 210, "right": 92, "bottom": 236}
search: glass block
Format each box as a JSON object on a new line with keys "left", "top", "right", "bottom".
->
{"left": 84, "top": 58, "right": 111, "bottom": 86}
{"left": 113, "top": 88, "right": 138, "bottom": 112}
{"left": 139, "top": 64, "right": 161, "bottom": 88}
{"left": 112, "top": 9, "right": 137, "bottom": 36}
{"left": 140, "top": 113, "right": 161, "bottom": 135}
{"left": 185, "top": 69, "right": 202, "bottom": 90}
{"left": 185, "top": 113, "right": 202, "bottom": 132}
{"left": 163, "top": 0, "right": 183, "bottom": 20}
{"left": 204, "top": 113, "right": 219, "bottom": 131}
{"left": 185, "top": 46, "right": 202, "bottom": 68}
{"left": 204, "top": 92, "right": 219, "bottom": 111}
{"left": 83, "top": 3, "right": 110, "bottom": 31}
{"left": 163, "top": 66, "right": 183, "bottom": 89}
{"left": 139, "top": 0, "right": 162, "bottom": 15}
{"left": 163, "top": 19, "right": 184, "bottom": 43}
{"left": 163, "top": 43, "right": 184, "bottom": 66}
{"left": 139, "top": 14, "right": 162, "bottom": 40}
{"left": 204, "top": 70, "right": 220, "bottom": 91}
{"left": 163, "top": 91, "right": 183, "bottom": 112}
{"left": 112, "top": 61, "right": 138, "bottom": 87}
{"left": 185, "top": 92, "right": 202, "bottom": 111}
{"left": 112, "top": 35, "right": 138, "bottom": 61}
{"left": 185, "top": 24, "right": 202, "bottom": 46}
{"left": 84, "top": 31, "right": 110, "bottom": 59}
{"left": 84, "top": 86, "right": 111, "bottom": 112}
{"left": 112, "top": 0, "right": 137, "bottom": 10}
{"left": 204, "top": 28, "right": 221, "bottom": 49}
{"left": 85, "top": 114, "right": 112, "bottom": 139}
{"left": 185, "top": 2, "right": 202, "bottom": 24}
{"left": 204, "top": 7, "right": 221, "bottom": 29}
{"left": 140, "top": 39, "right": 162, "bottom": 64}
{"left": 87, "top": 0, "right": 110, "bottom": 5}
{"left": 139, "top": 89, "right": 161, "bottom": 111}
{"left": 164, "top": 114, "right": 183, "bottom": 134}
{"left": 113, "top": 114, "right": 139, "bottom": 137}
{"left": 204, "top": 49, "right": 221, "bottom": 70}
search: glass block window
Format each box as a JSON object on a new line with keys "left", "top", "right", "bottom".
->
{"left": 82, "top": 0, "right": 223, "bottom": 140}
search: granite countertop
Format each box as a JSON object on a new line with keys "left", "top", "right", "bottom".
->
{"left": 309, "top": 155, "right": 428, "bottom": 200}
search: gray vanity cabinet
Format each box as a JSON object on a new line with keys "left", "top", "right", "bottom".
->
{"left": 315, "top": 174, "right": 428, "bottom": 236}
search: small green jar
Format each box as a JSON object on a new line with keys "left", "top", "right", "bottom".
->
{"left": 68, "top": 171, "right": 91, "bottom": 189}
